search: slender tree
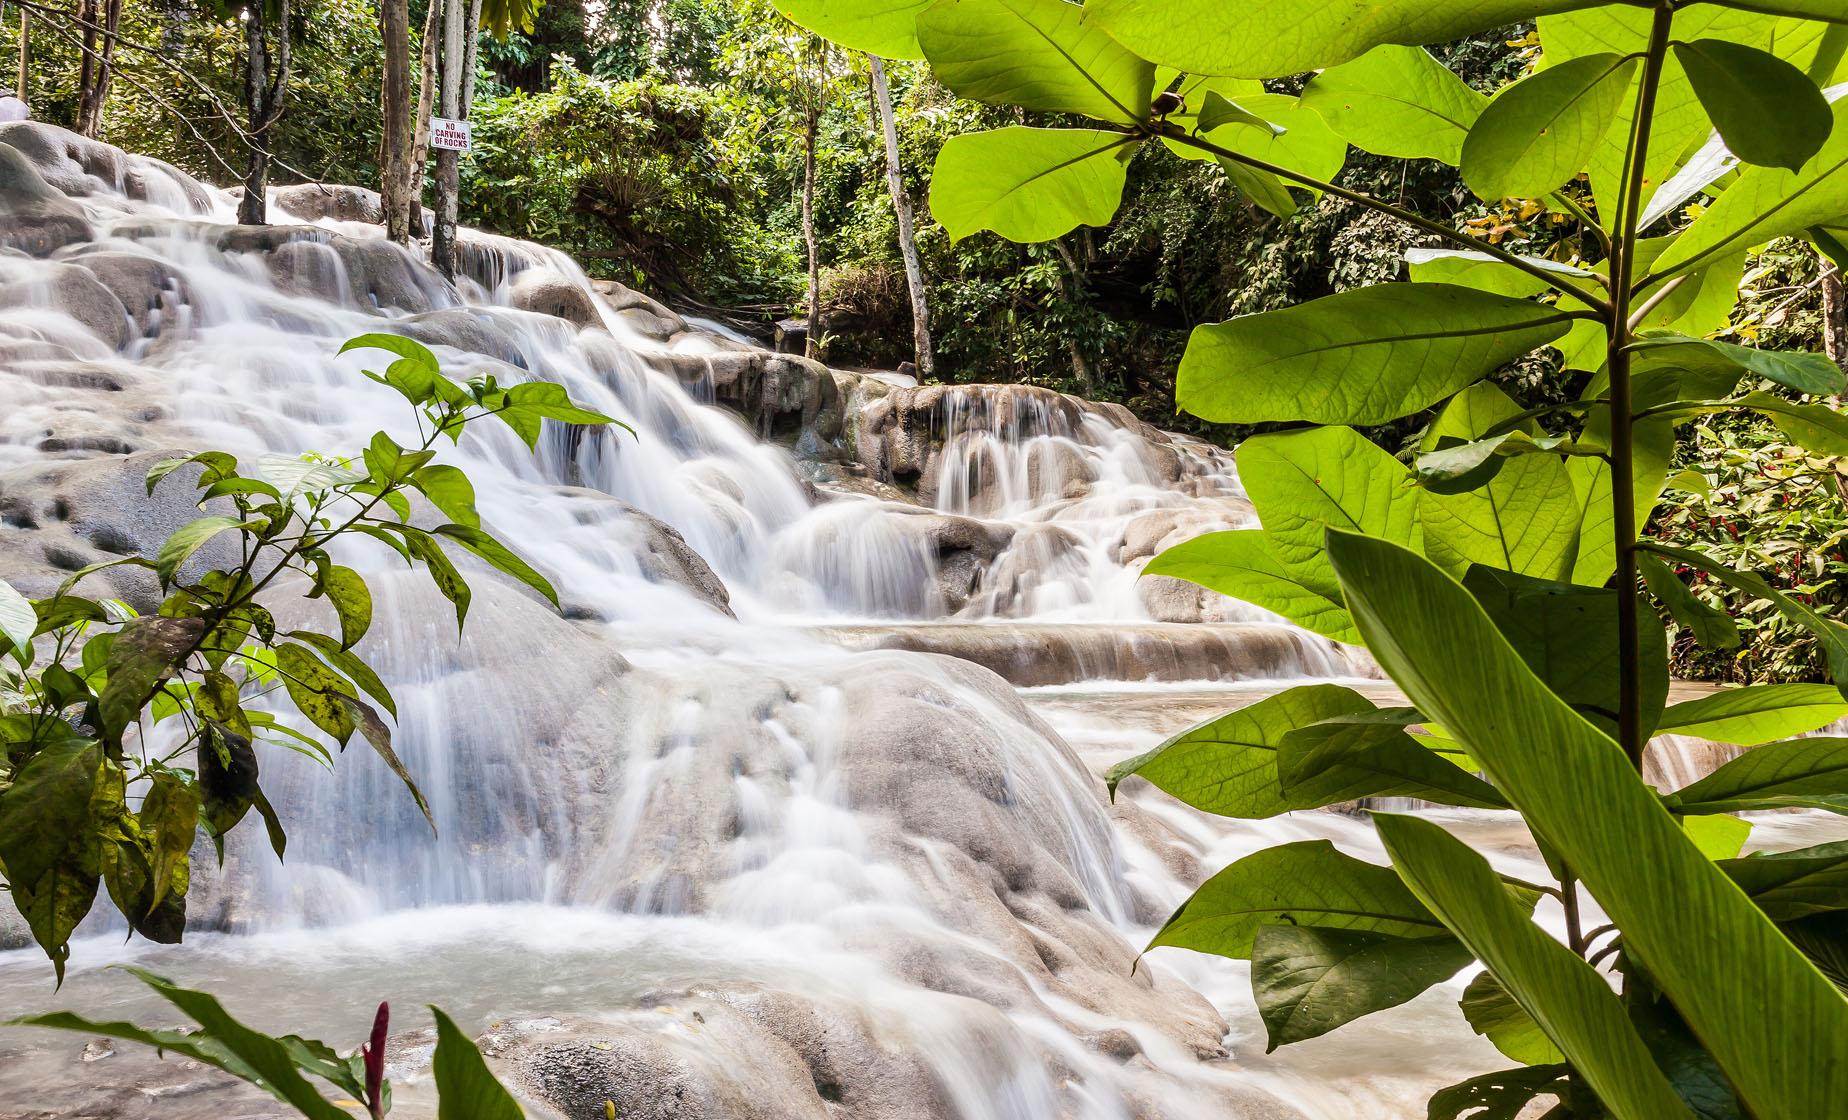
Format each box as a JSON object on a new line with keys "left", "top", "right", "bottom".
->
{"left": 14, "top": 5, "right": 27, "bottom": 102}
{"left": 378, "top": 0, "right": 415, "bottom": 242}
{"left": 73, "top": 0, "right": 122, "bottom": 136}
{"left": 865, "top": 54, "right": 933, "bottom": 377}
{"left": 428, "top": 0, "right": 475, "bottom": 276}
{"left": 798, "top": 35, "right": 827, "bottom": 359}
{"left": 235, "top": 0, "right": 292, "bottom": 226}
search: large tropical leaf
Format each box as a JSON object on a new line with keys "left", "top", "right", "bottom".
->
{"left": 1720, "top": 841, "right": 1848, "bottom": 921}
{"left": 1667, "top": 738, "right": 1848, "bottom": 815}
{"left": 772, "top": 0, "right": 930, "bottom": 58}
{"left": 1087, "top": 0, "right": 1597, "bottom": 79}
{"left": 1176, "top": 284, "right": 1577, "bottom": 425}
{"left": 1326, "top": 529, "right": 1848, "bottom": 1120}
{"left": 1301, "top": 45, "right": 1486, "bottom": 163}
{"left": 1461, "top": 52, "right": 1639, "bottom": 201}
{"left": 1106, "top": 684, "right": 1374, "bottom": 818}
{"left": 1655, "top": 685, "right": 1848, "bottom": 746}
{"left": 1250, "top": 924, "right": 1474, "bottom": 1050}
{"left": 929, "top": 127, "right": 1137, "bottom": 242}
{"left": 1142, "top": 530, "right": 1359, "bottom": 642}
{"left": 1238, "top": 426, "right": 1422, "bottom": 576}
{"left": 917, "top": 0, "right": 1155, "bottom": 124}
{"left": 1673, "top": 39, "right": 1834, "bottom": 172}
{"left": 1277, "top": 714, "right": 1508, "bottom": 809}
{"left": 1374, "top": 814, "right": 1690, "bottom": 1120}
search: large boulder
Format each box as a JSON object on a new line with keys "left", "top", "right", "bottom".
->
{"left": 0, "top": 121, "right": 212, "bottom": 212}
{"left": 0, "top": 260, "right": 133, "bottom": 350}
{"left": 0, "top": 141, "right": 93, "bottom": 256}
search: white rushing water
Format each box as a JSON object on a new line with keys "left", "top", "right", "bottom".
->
{"left": 0, "top": 122, "right": 1812, "bottom": 1120}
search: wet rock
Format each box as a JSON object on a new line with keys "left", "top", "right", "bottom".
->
{"left": 400, "top": 306, "right": 530, "bottom": 364}
{"left": 887, "top": 510, "right": 1013, "bottom": 614}
{"left": 510, "top": 268, "right": 601, "bottom": 328}
{"left": 0, "top": 121, "right": 211, "bottom": 212}
{"left": 0, "top": 141, "right": 93, "bottom": 256}
{"left": 62, "top": 249, "right": 192, "bottom": 337}
{"left": 0, "top": 262, "right": 133, "bottom": 350}
{"left": 271, "top": 181, "right": 386, "bottom": 225}
{"left": 553, "top": 488, "right": 734, "bottom": 617}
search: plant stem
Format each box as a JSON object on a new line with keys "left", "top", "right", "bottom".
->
{"left": 1164, "top": 127, "right": 1615, "bottom": 315}
{"left": 1609, "top": 3, "right": 1676, "bottom": 769}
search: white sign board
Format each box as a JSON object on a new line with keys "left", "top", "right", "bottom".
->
{"left": 430, "top": 116, "right": 472, "bottom": 152}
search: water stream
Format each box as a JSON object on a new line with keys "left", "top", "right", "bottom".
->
{"left": 0, "top": 122, "right": 1831, "bottom": 1120}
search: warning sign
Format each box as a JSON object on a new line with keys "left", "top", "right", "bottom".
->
{"left": 430, "top": 116, "right": 472, "bottom": 152}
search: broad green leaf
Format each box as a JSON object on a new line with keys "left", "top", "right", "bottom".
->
{"left": 1327, "top": 530, "right": 1848, "bottom": 1119}
{"left": 1673, "top": 39, "right": 1833, "bottom": 172}
{"left": 1568, "top": 387, "right": 1679, "bottom": 586}
{"left": 256, "top": 454, "right": 363, "bottom": 496}
{"left": 930, "top": 127, "right": 1137, "bottom": 243}
{"left": 1638, "top": 552, "right": 1740, "bottom": 650}
{"left": 1196, "top": 91, "right": 1278, "bottom": 134}
{"left": 0, "top": 738, "right": 101, "bottom": 903}
{"left": 1194, "top": 93, "right": 1348, "bottom": 197}
{"left": 1088, "top": 0, "right": 1593, "bottom": 80}
{"left": 1668, "top": 738, "right": 1848, "bottom": 816}
{"left": 98, "top": 617, "right": 206, "bottom": 740}
{"left": 1682, "top": 814, "right": 1754, "bottom": 861}
{"left": 1656, "top": 685, "right": 1848, "bottom": 746}
{"left": 1462, "top": 565, "right": 1668, "bottom": 740}
{"left": 1177, "top": 284, "right": 1576, "bottom": 425}
{"left": 198, "top": 724, "right": 259, "bottom": 856}
{"left": 145, "top": 451, "right": 237, "bottom": 496}
{"left": 1459, "top": 971, "right": 1565, "bottom": 1066}
{"left": 1654, "top": 95, "right": 1848, "bottom": 280}
{"left": 1238, "top": 426, "right": 1421, "bottom": 579}
{"left": 1106, "top": 684, "right": 1375, "bottom": 818}
{"left": 1143, "top": 530, "right": 1359, "bottom": 643}
{"left": 772, "top": 0, "right": 930, "bottom": 58}
{"left": 1250, "top": 924, "right": 1473, "bottom": 1049}
{"left": 340, "top": 332, "right": 441, "bottom": 404}
{"left": 916, "top": 0, "right": 1154, "bottom": 125}
{"left": 0, "top": 577, "right": 36, "bottom": 654}
{"left": 1217, "top": 156, "right": 1300, "bottom": 218}
{"left": 1631, "top": 336, "right": 1846, "bottom": 398}
{"left": 1461, "top": 53, "right": 1639, "bottom": 202}
{"left": 1417, "top": 385, "right": 1581, "bottom": 581}
{"left": 114, "top": 967, "right": 354, "bottom": 1120}
{"left": 1720, "top": 841, "right": 1848, "bottom": 921}
{"left": 275, "top": 642, "right": 357, "bottom": 746}
{"left": 286, "top": 631, "right": 397, "bottom": 718}
{"left": 432, "top": 524, "right": 559, "bottom": 608}
{"left": 156, "top": 517, "right": 249, "bottom": 585}
{"left": 1277, "top": 714, "right": 1507, "bottom": 809}
{"left": 406, "top": 531, "right": 472, "bottom": 631}
{"left": 1645, "top": 543, "right": 1848, "bottom": 701}
{"left": 1301, "top": 45, "right": 1485, "bottom": 163}
{"left": 1374, "top": 814, "right": 1690, "bottom": 1120}
{"left": 411, "top": 465, "right": 479, "bottom": 528}
{"left": 138, "top": 772, "right": 198, "bottom": 912}
{"left": 1147, "top": 839, "right": 1449, "bottom": 960}
{"left": 432, "top": 1007, "right": 525, "bottom": 1120}
{"left": 1406, "top": 247, "right": 1592, "bottom": 299}
{"left": 315, "top": 564, "right": 372, "bottom": 649}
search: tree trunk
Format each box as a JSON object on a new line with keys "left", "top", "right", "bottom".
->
{"left": 15, "top": 8, "right": 27, "bottom": 103}
{"left": 237, "top": 0, "right": 291, "bottom": 226}
{"left": 800, "top": 43, "right": 825, "bottom": 361}
{"left": 379, "top": 0, "right": 415, "bottom": 242}
{"left": 1823, "top": 254, "right": 1848, "bottom": 373}
{"left": 409, "top": 0, "right": 440, "bottom": 235}
{"left": 74, "top": 0, "right": 122, "bottom": 135}
{"left": 429, "top": 0, "right": 465, "bottom": 278}
{"left": 866, "top": 55, "right": 933, "bottom": 379}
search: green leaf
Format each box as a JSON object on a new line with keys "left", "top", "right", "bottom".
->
{"left": 432, "top": 524, "right": 559, "bottom": 608}
{"left": 1461, "top": 53, "right": 1639, "bottom": 202}
{"left": 113, "top": 968, "right": 355, "bottom": 1120}
{"left": 1196, "top": 90, "right": 1278, "bottom": 134}
{"left": 145, "top": 451, "right": 237, "bottom": 496}
{"left": 1143, "top": 530, "right": 1359, "bottom": 643}
{"left": 1277, "top": 714, "right": 1508, "bottom": 809}
{"left": 340, "top": 333, "right": 441, "bottom": 405}
{"left": 1638, "top": 552, "right": 1740, "bottom": 651}
{"left": 1673, "top": 39, "right": 1834, "bottom": 173}
{"left": 1176, "top": 284, "right": 1576, "bottom": 425}
{"left": 1654, "top": 96, "right": 1848, "bottom": 280}
{"left": 156, "top": 516, "right": 249, "bottom": 586}
{"left": 1656, "top": 685, "right": 1848, "bottom": 746}
{"left": 1644, "top": 543, "right": 1848, "bottom": 702}
{"left": 1720, "top": 840, "right": 1848, "bottom": 921}
{"left": 0, "top": 737, "right": 101, "bottom": 903}
{"left": 1407, "top": 247, "right": 1594, "bottom": 298}
{"left": 1301, "top": 45, "right": 1485, "bottom": 163}
{"left": 98, "top": 616, "right": 206, "bottom": 740}
{"left": 286, "top": 631, "right": 397, "bottom": 718}
{"left": 1239, "top": 426, "right": 1422, "bottom": 578}
{"left": 1668, "top": 738, "right": 1848, "bottom": 816}
{"left": 138, "top": 772, "right": 198, "bottom": 912}
{"left": 1631, "top": 336, "right": 1846, "bottom": 398}
{"left": 916, "top": 0, "right": 1154, "bottom": 125}
{"left": 1374, "top": 814, "right": 1689, "bottom": 1119}
{"left": 1459, "top": 971, "right": 1565, "bottom": 1066}
{"left": 1147, "top": 839, "right": 1449, "bottom": 960}
{"left": 0, "top": 577, "right": 36, "bottom": 655}
{"left": 412, "top": 465, "right": 480, "bottom": 528}
{"left": 1088, "top": 0, "right": 1589, "bottom": 80}
{"left": 1462, "top": 565, "right": 1669, "bottom": 740}
{"left": 1106, "top": 684, "right": 1376, "bottom": 817}
{"left": 1681, "top": 814, "right": 1754, "bottom": 861}
{"left": 1250, "top": 924, "right": 1473, "bottom": 1050}
{"left": 197, "top": 723, "right": 259, "bottom": 855}
{"left": 1194, "top": 92, "right": 1349, "bottom": 199}
{"left": 1427, "top": 1065, "right": 1573, "bottom": 1120}
{"left": 257, "top": 454, "right": 364, "bottom": 496}
{"left": 314, "top": 565, "right": 372, "bottom": 649}
{"left": 1417, "top": 384, "right": 1582, "bottom": 581}
{"left": 772, "top": 0, "right": 930, "bottom": 59}
{"left": 1326, "top": 529, "right": 1848, "bottom": 1120}
{"left": 275, "top": 642, "right": 357, "bottom": 746}
{"left": 406, "top": 531, "right": 472, "bottom": 631}
{"left": 930, "top": 127, "right": 1137, "bottom": 243}
{"left": 432, "top": 1006, "right": 524, "bottom": 1120}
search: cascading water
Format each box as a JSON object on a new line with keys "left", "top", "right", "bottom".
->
{"left": 3, "top": 121, "right": 1808, "bottom": 1120}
